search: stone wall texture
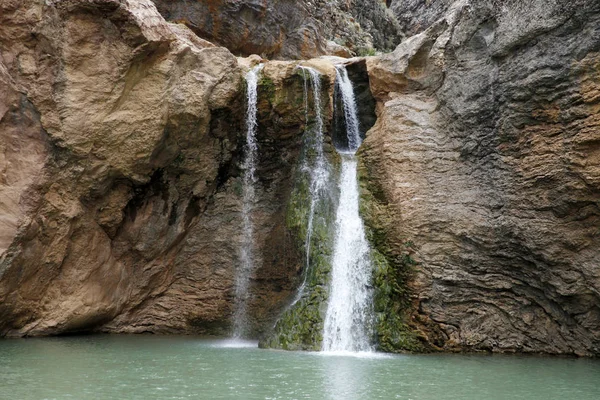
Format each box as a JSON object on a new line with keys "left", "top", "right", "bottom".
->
{"left": 363, "top": 0, "right": 600, "bottom": 355}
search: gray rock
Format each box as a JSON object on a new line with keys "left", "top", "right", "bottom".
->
{"left": 364, "top": 0, "right": 600, "bottom": 355}
{"left": 151, "top": 0, "right": 404, "bottom": 59}
{"left": 390, "top": 0, "right": 454, "bottom": 36}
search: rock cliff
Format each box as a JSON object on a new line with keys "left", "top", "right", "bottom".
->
{"left": 0, "top": 0, "right": 308, "bottom": 337}
{"left": 152, "top": 0, "right": 403, "bottom": 59}
{"left": 363, "top": 0, "right": 600, "bottom": 355}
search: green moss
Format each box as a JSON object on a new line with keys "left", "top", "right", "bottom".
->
{"left": 258, "top": 76, "right": 276, "bottom": 104}
{"left": 258, "top": 71, "right": 341, "bottom": 352}
{"left": 260, "top": 285, "right": 327, "bottom": 351}
{"left": 356, "top": 47, "right": 377, "bottom": 57}
{"left": 260, "top": 121, "right": 338, "bottom": 351}
{"left": 372, "top": 246, "right": 424, "bottom": 352}
{"left": 358, "top": 158, "right": 427, "bottom": 353}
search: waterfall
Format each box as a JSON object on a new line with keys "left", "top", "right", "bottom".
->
{"left": 322, "top": 65, "right": 374, "bottom": 353}
{"left": 233, "top": 64, "right": 264, "bottom": 338}
{"left": 293, "top": 66, "right": 329, "bottom": 304}
{"left": 334, "top": 65, "right": 362, "bottom": 152}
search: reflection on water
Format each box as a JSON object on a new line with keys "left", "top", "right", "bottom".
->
{"left": 1, "top": 336, "right": 599, "bottom": 400}
{"left": 210, "top": 338, "right": 259, "bottom": 349}
{"left": 323, "top": 354, "right": 366, "bottom": 400}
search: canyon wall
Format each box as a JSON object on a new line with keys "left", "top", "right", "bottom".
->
{"left": 0, "top": 0, "right": 309, "bottom": 337}
{"left": 363, "top": 0, "right": 600, "bottom": 355}
{"left": 151, "top": 0, "right": 403, "bottom": 59}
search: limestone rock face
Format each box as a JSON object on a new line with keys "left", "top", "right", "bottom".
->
{"left": 152, "top": 0, "right": 403, "bottom": 59}
{"left": 0, "top": 64, "right": 48, "bottom": 256}
{"left": 390, "top": 0, "right": 453, "bottom": 36}
{"left": 363, "top": 0, "right": 600, "bottom": 355}
{"left": 0, "top": 0, "right": 305, "bottom": 337}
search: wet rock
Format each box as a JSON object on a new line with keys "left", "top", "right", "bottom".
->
{"left": 0, "top": 0, "right": 598, "bottom": 358}
{"left": 0, "top": 0, "right": 308, "bottom": 337}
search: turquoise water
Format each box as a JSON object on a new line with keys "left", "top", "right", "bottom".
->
{"left": 0, "top": 336, "right": 599, "bottom": 400}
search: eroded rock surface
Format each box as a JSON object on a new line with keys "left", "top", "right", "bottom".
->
{"left": 0, "top": 0, "right": 308, "bottom": 337}
{"left": 390, "top": 0, "right": 453, "bottom": 36}
{"left": 363, "top": 0, "right": 600, "bottom": 355}
{"left": 0, "top": 64, "right": 48, "bottom": 255}
{"left": 0, "top": 0, "right": 599, "bottom": 357}
{"left": 152, "top": 0, "right": 403, "bottom": 59}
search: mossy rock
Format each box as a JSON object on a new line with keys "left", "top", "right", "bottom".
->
{"left": 358, "top": 156, "right": 428, "bottom": 353}
{"left": 260, "top": 106, "right": 338, "bottom": 350}
{"left": 257, "top": 76, "right": 276, "bottom": 103}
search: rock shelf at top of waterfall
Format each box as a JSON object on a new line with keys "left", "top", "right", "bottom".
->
{"left": 233, "top": 63, "right": 264, "bottom": 339}
{"left": 322, "top": 65, "right": 375, "bottom": 353}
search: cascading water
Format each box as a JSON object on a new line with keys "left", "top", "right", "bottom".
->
{"left": 258, "top": 65, "right": 336, "bottom": 351}
{"left": 293, "top": 66, "right": 329, "bottom": 304}
{"left": 233, "top": 64, "right": 264, "bottom": 338}
{"left": 322, "top": 65, "right": 374, "bottom": 353}
{"left": 333, "top": 65, "right": 362, "bottom": 151}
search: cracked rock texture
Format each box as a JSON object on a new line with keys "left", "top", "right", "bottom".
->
{"left": 363, "top": 0, "right": 600, "bottom": 355}
{"left": 152, "top": 0, "right": 404, "bottom": 59}
{"left": 390, "top": 0, "right": 453, "bottom": 36}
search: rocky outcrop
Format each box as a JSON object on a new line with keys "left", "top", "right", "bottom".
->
{"left": 0, "top": 0, "right": 309, "bottom": 337}
{"left": 152, "top": 0, "right": 403, "bottom": 59}
{"left": 390, "top": 0, "right": 453, "bottom": 36}
{"left": 362, "top": 0, "right": 600, "bottom": 355}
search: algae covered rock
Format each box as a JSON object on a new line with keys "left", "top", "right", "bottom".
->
{"left": 260, "top": 69, "right": 339, "bottom": 351}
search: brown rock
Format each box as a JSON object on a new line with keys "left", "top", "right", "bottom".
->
{"left": 1, "top": 0, "right": 598, "bottom": 358}
{"left": 0, "top": 64, "right": 48, "bottom": 255}
{"left": 0, "top": 0, "right": 307, "bottom": 337}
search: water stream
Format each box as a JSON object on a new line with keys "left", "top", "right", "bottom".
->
{"left": 333, "top": 65, "right": 362, "bottom": 151}
{"left": 233, "top": 64, "right": 264, "bottom": 338}
{"left": 322, "top": 65, "right": 374, "bottom": 352}
{"left": 294, "top": 66, "right": 329, "bottom": 305}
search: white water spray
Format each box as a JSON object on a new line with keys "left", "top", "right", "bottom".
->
{"left": 322, "top": 65, "right": 374, "bottom": 353}
{"left": 334, "top": 65, "right": 362, "bottom": 152}
{"left": 293, "top": 66, "right": 329, "bottom": 303}
{"left": 233, "top": 64, "right": 264, "bottom": 338}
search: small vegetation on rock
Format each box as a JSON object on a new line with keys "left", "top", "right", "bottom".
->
{"left": 358, "top": 157, "right": 426, "bottom": 353}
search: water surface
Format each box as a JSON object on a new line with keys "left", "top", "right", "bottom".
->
{"left": 1, "top": 336, "right": 599, "bottom": 400}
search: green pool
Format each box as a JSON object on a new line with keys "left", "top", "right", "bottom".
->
{"left": 1, "top": 335, "right": 598, "bottom": 399}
